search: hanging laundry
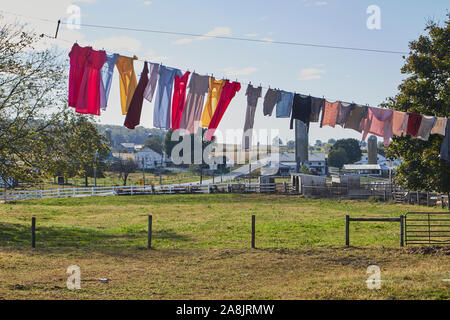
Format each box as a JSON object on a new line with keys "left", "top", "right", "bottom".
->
{"left": 68, "top": 43, "right": 91, "bottom": 108}
{"left": 116, "top": 55, "right": 138, "bottom": 115}
{"left": 416, "top": 116, "right": 436, "bottom": 141}
{"left": 431, "top": 117, "right": 448, "bottom": 136}
{"left": 76, "top": 48, "right": 107, "bottom": 116}
{"left": 143, "top": 63, "right": 160, "bottom": 103}
{"left": 335, "top": 102, "right": 355, "bottom": 127}
{"left": 290, "top": 94, "right": 311, "bottom": 130}
{"left": 180, "top": 73, "right": 210, "bottom": 134}
{"left": 242, "top": 84, "right": 262, "bottom": 150}
{"left": 320, "top": 101, "right": 340, "bottom": 128}
{"left": 440, "top": 118, "right": 450, "bottom": 162}
{"left": 171, "top": 71, "right": 191, "bottom": 130}
{"left": 124, "top": 62, "right": 149, "bottom": 130}
{"left": 200, "top": 77, "right": 226, "bottom": 128}
{"left": 276, "top": 91, "right": 294, "bottom": 118}
{"left": 100, "top": 53, "right": 119, "bottom": 110}
{"left": 153, "top": 65, "right": 182, "bottom": 129}
{"left": 361, "top": 107, "right": 393, "bottom": 146}
{"left": 205, "top": 80, "right": 241, "bottom": 141}
{"left": 392, "top": 111, "right": 409, "bottom": 136}
{"left": 309, "top": 97, "right": 325, "bottom": 122}
{"left": 406, "top": 112, "right": 422, "bottom": 137}
{"left": 344, "top": 104, "right": 367, "bottom": 133}
{"left": 263, "top": 88, "right": 281, "bottom": 116}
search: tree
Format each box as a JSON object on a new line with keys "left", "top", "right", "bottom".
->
{"left": 286, "top": 140, "right": 295, "bottom": 150}
{"left": 330, "top": 138, "right": 362, "bottom": 164}
{"left": 328, "top": 139, "right": 336, "bottom": 144}
{"left": 300, "top": 164, "right": 312, "bottom": 175}
{"left": 315, "top": 140, "right": 323, "bottom": 147}
{"left": 327, "top": 148, "right": 348, "bottom": 169}
{"left": 0, "top": 19, "right": 68, "bottom": 185}
{"left": 110, "top": 158, "right": 138, "bottom": 186}
{"left": 384, "top": 16, "right": 449, "bottom": 192}
{"left": 144, "top": 134, "right": 163, "bottom": 154}
{"left": 377, "top": 141, "right": 386, "bottom": 157}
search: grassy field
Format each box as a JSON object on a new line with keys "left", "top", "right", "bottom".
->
{"left": 0, "top": 194, "right": 448, "bottom": 300}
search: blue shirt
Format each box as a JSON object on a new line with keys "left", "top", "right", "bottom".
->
{"left": 100, "top": 53, "right": 119, "bottom": 109}
{"left": 153, "top": 65, "right": 182, "bottom": 129}
{"left": 276, "top": 91, "right": 294, "bottom": 118}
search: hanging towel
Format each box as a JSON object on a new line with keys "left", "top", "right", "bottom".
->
{"left": 431, "top": 117, "right": 448, "bottom": 136}
{"left": 416, "top": 116, "right": 436, "bottom": 141}
{"left": 124, "top": 62, "right": 149, "bottom": 130}
{"left": 310, "top": 97, "right": 325, "bottom": 122}
{"left": 68, "top": 43, "right": 91, "bottom": 108}
{"left": 205, "top": 81, "right": 241, "bottom": 141}
{"left": 392, "top": 111, "right": 409, "bottom": 136}
{"left": 242, "top": 84, "right": 262, "bottom": 150}
{"left": 276, "top": 91, "right": 294, "bottom": 118}
{"left": 406, "top": 112, "right": 422, "bottom": 137}
{"left": 100, "top": 53, "right": 119, "bottom": 110}
{"left": 361, "top": 107, "right": 393, "bottom": 146}
{"left": 116, "top": 55, "right": 138, "bottom": 115}
{"left": 290, "top": 94, "right": 311, "bottom": 130}
{"left": 153, "top": 65, "right": 182, "bottom": 129}
{"left": 440, "top": 119, "right": 450, "bottom": 162}
{"left": 76, "top": 48, "right": 107, "bottom": 116}
{"left": 336, "top": 102, "right": 355, "bottom": 127}
{"left": 320, "top": 101, "right": 340, "bottom": 128}
{"left": 171, "top": 71, "right": 191, "bottom": 130}
{"left": 143, "top": 63, "right": 160, "bottom": 103}
{"left": 180, "top": 73, "right": 210, "bottom": 134}
{"left": 263, "top": 88, "right": 281, "bottom": 116}
{"left": 344, "top": 104, "right": 367, "bottom": 133}
{"left": 200, "top": 77, "right": 226, "bottom": 127}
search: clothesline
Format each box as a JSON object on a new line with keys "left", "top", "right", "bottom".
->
{"left": 42, "top": 34, "right": 370, "bottom": 107}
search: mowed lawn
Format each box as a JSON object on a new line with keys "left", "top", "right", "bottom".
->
{"left": 0, "top": 194, "right": 448, "bottom": 300}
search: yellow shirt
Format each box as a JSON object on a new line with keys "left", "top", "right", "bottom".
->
{"left": 200, "top": 77, "right": 225, "bottom": 127}
{"left": 116, "top": 55, "right": 138, "bottom": 114}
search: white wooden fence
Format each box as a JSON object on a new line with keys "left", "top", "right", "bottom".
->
{"left": 0, "top": 182, "right": 280, "bottom": 202}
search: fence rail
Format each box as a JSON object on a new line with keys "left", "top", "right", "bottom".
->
{"left": 0, "top": 182, "right": 294, "bottom": 202}
{"left": 404, "top": 212, "right": 450, "bottom": 245}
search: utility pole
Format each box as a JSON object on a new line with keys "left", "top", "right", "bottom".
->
{"left": 94, "top": 150, "right": 98, "bottom": 187}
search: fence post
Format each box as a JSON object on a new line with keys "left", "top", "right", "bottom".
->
{"left": 400, "top": 215, "right": 404, "bottom": 247}
{"left": 131, "top": 185, "right": 134, "bottom": 196}
{"left": 345, "top": 215, "right": 350, "bottom": 246}
{"left": 31, "top": 217, "right": 36, "bottom": 248}
{"left": 147, "top": 215, "right": 152, "bottom": 249}
{"left": 426, "top": 192, "right": 430, "bottom": 207}
{"left": 416, "top": 191, "right": 419, "bottom": 205}
{"left": 251, "top": 215, "right": 256, "bottom": 249}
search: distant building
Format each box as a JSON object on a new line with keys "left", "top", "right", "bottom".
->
{"left": 134, "top": 147, "right": 166, "bottom": 169}
{"left": 277, "top": 152, "right": 327, "bottom": 176}
{"left": 119, "top": 143, "right": 136, "bottom": 153}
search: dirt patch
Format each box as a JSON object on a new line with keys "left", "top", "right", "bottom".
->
{"left": 402, "top": 246, "right": 450, "bottom": 255}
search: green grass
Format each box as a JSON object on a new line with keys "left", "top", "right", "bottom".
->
{"left": 0, "top": 194, "right": 448, "bottom": 299}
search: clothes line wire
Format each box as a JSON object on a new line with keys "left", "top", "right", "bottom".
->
{"left": 0, "top": 9, "right": 409, "bottom": 55}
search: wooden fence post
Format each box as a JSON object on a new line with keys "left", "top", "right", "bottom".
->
{"left": 400, "top": 215, "right": 404, "bottom": 247}
{"left": 251, "top": 215, "right": 255, "bottom": 249}
{"left": 147, "top": 215, "right": 152, "bottom": 249}
{"left": 345, "top": 215, "right": 350, "bottom": 246}
{"left": 31, "top": 217, "right": 36, "bottom": 248}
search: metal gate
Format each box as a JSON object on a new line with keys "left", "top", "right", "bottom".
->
{"left": 404, "top": 212, "right": 450, "bottom": 245}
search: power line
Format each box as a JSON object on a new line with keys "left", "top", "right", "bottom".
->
{"left": 0, "top": 9, "right": 409, "bottom": 55}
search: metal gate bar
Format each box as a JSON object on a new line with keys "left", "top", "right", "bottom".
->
{"left": 405, "top": 212, "right": 450, "bottom": 245}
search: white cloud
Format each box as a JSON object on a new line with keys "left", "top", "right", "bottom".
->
{"left": 143, "top": 1, "right": 152, "bottom": 5}
{"left": 315, "top": 1, "right": 328, "bottom": 6}
{"left": 173, "top": 26, "right": 231, "bottom": 45}
{"left": 144, "top": 48, "right": 169, "bottom": 63}
{"left": 244, "top": 33, "right": 258, "bottom": 37}
{"left": 223, "top": 67, "right": 258, "bottom": 77}
{"left": 298, "top": 68, "right": 325, "bottom": 80}
{"left": 90, "top": 36, "right": 142, "bottom": 56}
{"left": 261, "top": 38, "right": 275, "bottom": 43}
{"left": 303, "top": 0, "right": 328, "bottom": 7}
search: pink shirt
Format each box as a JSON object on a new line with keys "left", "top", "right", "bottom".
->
{"left": 362, "top": 107, "right": 393, "bottom": 146}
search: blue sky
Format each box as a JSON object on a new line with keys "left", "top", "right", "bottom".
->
{"left": 2, "top": 0, "right": 448, "bottom": 144}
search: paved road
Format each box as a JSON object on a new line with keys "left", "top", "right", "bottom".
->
{"left": 179, "top": 157, "right": 272, "bottom": 185}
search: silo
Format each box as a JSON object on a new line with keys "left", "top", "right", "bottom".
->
{"left": 368, "top": 135, "right": 377, "bottom": 164}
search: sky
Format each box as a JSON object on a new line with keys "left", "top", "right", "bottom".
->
{"left": 0, "top": 0, "right": 448, "bottom": 145}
